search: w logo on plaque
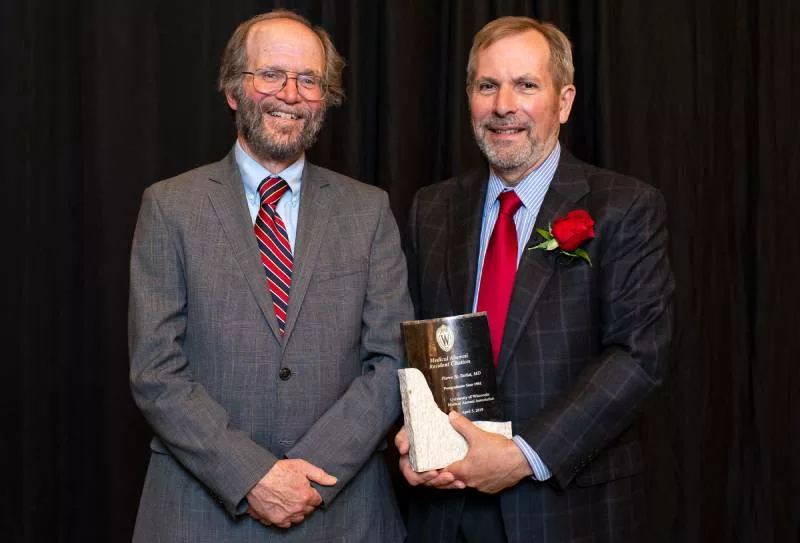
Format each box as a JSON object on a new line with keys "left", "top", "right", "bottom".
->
{"left": 435, "top": 324, "right": 455, "bottom": 352}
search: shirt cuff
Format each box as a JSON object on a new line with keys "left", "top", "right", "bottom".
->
{"left": 512, "top": 435, "right": 552, "bottom": 481}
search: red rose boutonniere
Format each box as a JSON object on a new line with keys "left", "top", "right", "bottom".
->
{"left": 530, "top": 209, "right": 595, "bottom": 266}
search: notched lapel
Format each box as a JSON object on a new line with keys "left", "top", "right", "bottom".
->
{"left": 446, "top": 169, "right": 488, "bottom": 315}
{"left": 206, "top": 152, "right": 283, "bottom": 342}
{"left": 496, "top": 156, "right": 591, "bottom": 382}
{"left": 280, "top": 165, "right": 332, "bottom": 348}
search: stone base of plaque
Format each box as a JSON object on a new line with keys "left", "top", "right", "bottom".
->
{"left": 398, "top": 368, "right": 512, "bottom": 472}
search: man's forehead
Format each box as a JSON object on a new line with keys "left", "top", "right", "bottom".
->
{"left": 474, "top": 30, "right": 551, "bottom": 75}
{"left": 246, "top": 18, "right": 325, "bottom": 69}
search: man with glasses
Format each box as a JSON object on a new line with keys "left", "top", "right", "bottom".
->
{"left": 129, "top": 10, "right": 412, "bottom": 542}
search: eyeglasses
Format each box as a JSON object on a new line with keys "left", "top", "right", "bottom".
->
{"left": 242, "top": 69, "right": 327, "bottom": 101}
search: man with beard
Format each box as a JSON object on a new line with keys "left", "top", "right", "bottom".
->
{"left": 129, "top": 10, "right": 412, "bottom": 542}
{"left": 397, "top": 16, "right": 674, "bottom": 543}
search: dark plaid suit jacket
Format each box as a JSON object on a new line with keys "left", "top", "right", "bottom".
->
{"left": 404, "top": 150, "right": 674, "bottom": 543}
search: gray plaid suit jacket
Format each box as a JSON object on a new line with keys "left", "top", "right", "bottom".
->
{"left": 128, "top": 149, "right": 413, "bottom": 542}
{"left": 404, "top": 150, "right": 674, "bottom": 543}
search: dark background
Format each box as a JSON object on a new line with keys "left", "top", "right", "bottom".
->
{"left": 4, "top": 0, "right": 798, "bottom": 541}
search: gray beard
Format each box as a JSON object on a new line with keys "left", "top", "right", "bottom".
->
{"left": 236, "top": 95, "right": 326, "bottom": 163}
{"left": 473, "top": 124, "right": 544, "bottom": 175}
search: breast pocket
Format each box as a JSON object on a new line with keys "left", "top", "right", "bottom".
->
{"left": 314, "top": 266, "right": 369, "bottom": 285}
{"left": 311, "top": 253, "right": 369, "bottom": 295}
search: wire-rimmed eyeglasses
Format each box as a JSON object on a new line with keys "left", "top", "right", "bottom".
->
{"left": 241, "top": 68, "right": 327, "bottom": 102}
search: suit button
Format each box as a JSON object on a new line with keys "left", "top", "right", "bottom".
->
{"left": 279, "top": 367, "right": 292, "bottom": 381}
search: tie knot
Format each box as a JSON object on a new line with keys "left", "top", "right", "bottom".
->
{"left": 258, "top": 176, "right": 289, "bottom": 207}
{"left": 497, "top": 190, "right": 522, "bottom": 216}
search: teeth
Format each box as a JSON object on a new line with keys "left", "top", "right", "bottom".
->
{"left": 269, "top": 111, "right": 299, "bottom": 120}
{"left": 494, "top": 129, "right": 520, "bottom": 134}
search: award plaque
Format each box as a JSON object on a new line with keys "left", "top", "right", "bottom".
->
{"left": 402, "top": 312, "right": 503, "bottom": 420}
{"left": 398, "top": 313, "right": 512, "bottom": 471}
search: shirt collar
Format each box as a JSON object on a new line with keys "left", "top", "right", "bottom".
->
{"left": 486, "top": 142, "right": 561, "bottom": 209}
{"left": 234, "top": 139, "right": 304, "bottom": 199}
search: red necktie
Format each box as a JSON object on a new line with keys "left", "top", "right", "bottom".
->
{"left": 476, "top": 191, "right": 523, "bottom": 365}
{"left": 254, "top": 176, "right": 292, "bottom": 334}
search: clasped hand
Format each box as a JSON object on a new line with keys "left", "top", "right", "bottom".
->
{"left": 395, "top": 411, "right": 532, "bottom": 494}
{"left": 246, "top": 458, "right": 337, "bottom": 529}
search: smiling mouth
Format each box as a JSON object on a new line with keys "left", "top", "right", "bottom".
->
{"left": 488, "top": 127, "right": 525, "bottom": 135}
{"left": 268, "top": 111, "right": 301, "bottom": 120}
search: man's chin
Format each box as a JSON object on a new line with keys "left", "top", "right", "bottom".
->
{"left": 257, "top": 125, "right": 305, "bottom": 148}
{"left": 261, "top": 120, "right": 305, "bottom": 138}
{"left": 485, "top": 150, "right": 533, "bottom": 173}
{"left": 258, "top": 144, "right": 304, "bottom": 163}
{"left": 485, "top": 147, "right": 526, "bottom": 166}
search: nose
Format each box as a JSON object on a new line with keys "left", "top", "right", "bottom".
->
{"left": 274, "top": 76, "right": 301, "bottom": 103}
{"left": 493, "top": 85, "right": 517, "bottom": 116}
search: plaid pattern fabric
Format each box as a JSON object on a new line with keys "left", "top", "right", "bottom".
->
{"left": 404, "top": 151, "right": 674, "bottom": 543}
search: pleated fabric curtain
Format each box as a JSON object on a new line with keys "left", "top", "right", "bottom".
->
{"left": 3, "top": 0, "right": 797, "bottom": 541}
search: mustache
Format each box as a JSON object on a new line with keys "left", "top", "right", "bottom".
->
{"left": 480, "top": 116, "right": 528, "bottom": 129}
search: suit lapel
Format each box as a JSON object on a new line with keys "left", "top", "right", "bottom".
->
{"left": 206, "top": 151, "right": 283, "bottom": 341}
{"left": 446, "top": 168, "right": 489, "bottom": 314}
{"left": 280, "top": 164, "right": 331, "bottom": 348}
{"left": 496, "top": 152, "right": 591, "bottom": 382}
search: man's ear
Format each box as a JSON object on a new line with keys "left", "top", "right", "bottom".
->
{"left": 558, "top": 85, "right": 576, "bottom": 124}
{"left": 225, "top": 90, "right": 239, "bottom": 112}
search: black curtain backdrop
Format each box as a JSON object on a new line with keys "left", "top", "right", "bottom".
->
{"left": 4, "top": 1, "right": 798, "bottom": 541}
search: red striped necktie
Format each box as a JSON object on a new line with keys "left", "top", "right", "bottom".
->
{"left": 254, "top": 176, "right": 292, "bottom": 335}
{"left": 476, "top": 190, "right": 523, "bottom": 365}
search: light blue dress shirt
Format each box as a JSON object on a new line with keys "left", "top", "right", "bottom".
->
{"left": 472, "top": 143, "right": 562, "bottom": 481}
{"left": 234, "top": 140, "right": 303, "bottom": 251}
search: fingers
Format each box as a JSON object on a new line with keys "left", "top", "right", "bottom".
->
{"left": 424, "top": 470, "right": 465, "bottom": 489}
{"left": 399, "top": 454, "right": 441, "bottom": 486}
{"left": 271, "top": 513, "right": 305, "bottom": 529}
{"left": 247, "top": 461, "right": 332, "bottom": 531}
{"left": 300, "top": 461, "right": 337, "bottom": 487}
{"left": 305, "top": 488, "right": 323, "bottom": 509}
{"left": 249, "top": 507, "right": 308, "bottom": 530}
{"left": 394, "top": 427, "right": 409, "bottom": 454}
{"left": 248, "top": 507, "right": 273, "bottom": 527}
{"left": 434, "top": 480, "right": 467, "bottom": 490}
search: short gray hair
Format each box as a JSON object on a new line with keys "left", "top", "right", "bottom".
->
{"left": 467, "top": 16, "right": 574, "bottom": 90}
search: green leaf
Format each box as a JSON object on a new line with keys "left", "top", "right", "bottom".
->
{"left": 574, "top": 248, "right": 592, "bottom": 266}
{"left": 535, "top": 227, "right": 552, "bottom": 240}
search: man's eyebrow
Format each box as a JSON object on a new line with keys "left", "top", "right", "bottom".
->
{"left": 294, "top": 68, "right": 321, "bottom": 77}
{"left": 256, "top": 65, "right": 321, "bottom": 76}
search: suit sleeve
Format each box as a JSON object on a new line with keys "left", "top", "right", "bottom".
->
{"left": 129, "top": 187, "right": 278, "bottom": 516}
{"left": 285, "top": 191, "right": 414, "bottom": 504}
{"left": 518, "top": 187, "right": 675, "bottom": 489}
